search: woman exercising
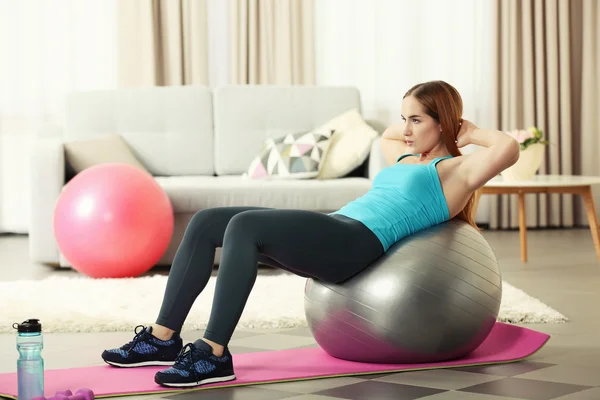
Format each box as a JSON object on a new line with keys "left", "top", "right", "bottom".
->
{"left": 101, "top": 80, "right": 520, "bottom": 388}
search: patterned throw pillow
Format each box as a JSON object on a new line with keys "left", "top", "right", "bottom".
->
{"left": 247, "top": 129, "right": 334, "bottom": 179}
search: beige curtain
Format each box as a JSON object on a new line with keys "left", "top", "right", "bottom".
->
{"left": 580, "top": 0, "right": 600, "bottom": 203}
{"left": 118, "top": 0, "right": 209, "bottom": 87}
{"left": 229, "top": 0, "right": 315, "bottom": 84}
{"left": 489, "top": 0, "right": 600, "bottom": 229}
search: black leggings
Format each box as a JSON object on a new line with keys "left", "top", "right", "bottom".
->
{"left": 155, "top": 207, "right": 384, "bottom": 347}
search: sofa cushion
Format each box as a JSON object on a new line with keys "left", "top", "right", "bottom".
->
{"left": 64, "top": 86, "right": 214, "bottom": 176}
{"left": 213, "top": 85, "right": 363, "bottom": 175}
{"left": 316, "top": 109, "right": 379, "bottom": 179}
{"left": 63, "top": 134, "right": 148, "bottom": 173}
{"left": 246, "top": 128, "right": 334, "bottom": 180}
{"left": 154, "top": 175, "right": 372, "bottom": 213}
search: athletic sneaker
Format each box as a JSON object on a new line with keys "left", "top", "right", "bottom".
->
{"left": 154, "top": 340, "right": 236, "bottom": 388}
{"left": 102, "top": 325, "right": 183, "bottom": 367}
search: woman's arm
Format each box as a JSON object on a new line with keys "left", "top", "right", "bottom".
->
{"left": 381, "top": 125, "right": 409, "bottom": 166}
{"left": 457, "top": 120, "right": 520, "bottom": 190}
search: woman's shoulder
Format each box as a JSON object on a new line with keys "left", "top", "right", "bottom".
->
{"left": 435, "top": 155, "right": 468, "bottom": 182}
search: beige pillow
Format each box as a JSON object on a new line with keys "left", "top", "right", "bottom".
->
{"left": 63, "top": 134, "right": 148, "bottom": 173}
{"left": 316, "top": 109, "right": 379, "bottom": 179}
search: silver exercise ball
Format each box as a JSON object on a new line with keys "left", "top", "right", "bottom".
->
{"left": 304, "top": 219, "right": 502, "bottom": 364}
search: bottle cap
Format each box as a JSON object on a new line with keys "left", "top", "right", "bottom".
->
{"left": 12, "top": 319, "right": 42, "bottom": 333}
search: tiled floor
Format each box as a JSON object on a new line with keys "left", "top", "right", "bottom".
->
{"left": 1, "top": 227, "right": 600, "bottom": 399}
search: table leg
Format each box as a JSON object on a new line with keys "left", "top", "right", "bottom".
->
{"left": 518, "top": 193, "right": 527, "bottom": 262}
{"left": 581, "top": 185, "right": 600, "bottom": 263}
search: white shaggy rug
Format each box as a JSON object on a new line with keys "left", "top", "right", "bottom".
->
{"left": 0, "top": 274, "right": 568, "bottom": 333}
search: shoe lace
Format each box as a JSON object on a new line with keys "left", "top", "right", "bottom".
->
{"left": 173, "top": 343, "right": 201, "bottom": 371}
{"left": 121, "top": 325, "right": 150, "bottom": 352}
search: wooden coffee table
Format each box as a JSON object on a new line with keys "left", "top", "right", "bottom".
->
{"left": 474, "top": 175, "right": 600, "bottom": 263}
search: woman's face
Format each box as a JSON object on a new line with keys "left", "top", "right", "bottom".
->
{"left": 400, "top": 95, "right": 442, "bottom": 154}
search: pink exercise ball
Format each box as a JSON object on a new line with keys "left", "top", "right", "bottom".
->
{"left": 53, "top": 163, "right": 174, "bottom": 278}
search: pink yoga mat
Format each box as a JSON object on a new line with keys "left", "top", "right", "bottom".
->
{"left": 0, "top": 322, "right": 549, "bottom": 399}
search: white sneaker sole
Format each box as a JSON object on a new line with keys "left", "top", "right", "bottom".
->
{"left": 104, "top": 360, "right": 175, "bottom": 368}
{"left": 159, "top": 374, "right": 236, "bottom": 387}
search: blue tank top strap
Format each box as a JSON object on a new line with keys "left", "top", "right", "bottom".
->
{"left": 429, "top": 155, "right": 453, "bottom": 166}
{"left": 396, "top": 153, "right": 417, "bottom": 162}
{"left": 397, "top": 154, "right": 453, "bottom": 164}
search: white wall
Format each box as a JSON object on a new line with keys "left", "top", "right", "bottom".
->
{"left": 314, "top": 0, "right": 497, "bottom": 223}
{"left": 207, "top": 0, "right": 230, "bottom": 88}
{"left": 0, "top": 0, "right": 118, "bottom": 233}
{"left": 0, "top": 0, "right": 235, "bottom": 234}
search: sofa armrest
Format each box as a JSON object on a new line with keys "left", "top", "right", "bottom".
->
{"left": 28, "top": 135, "right": 65, "bottom": 264}
{"left": 367, "top": 136, "right": 388, "bottom": 180}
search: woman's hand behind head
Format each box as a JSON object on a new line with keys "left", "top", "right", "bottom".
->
{"left": 455, "top": 119, "right": 479, "bottom": 148}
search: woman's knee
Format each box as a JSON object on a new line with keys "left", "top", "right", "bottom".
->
{"left": 189, "top": 207, "right": 229, "bottom": 228}
{"left": 189, "top": 207, "right": 270, "bottom": 230}
{"left": 225, "top": 210, "right": 266, "bottom": 239}
{"left": 183, "top": 208, "right": 231, "bottom": 242}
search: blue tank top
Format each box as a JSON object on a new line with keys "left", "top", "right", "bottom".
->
{"left": 331, "top": 153, "right": 453, "bottom": 251}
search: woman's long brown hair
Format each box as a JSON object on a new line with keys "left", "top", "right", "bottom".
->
{"left": 404, "top": 80, "right": 478, "bottom": 229}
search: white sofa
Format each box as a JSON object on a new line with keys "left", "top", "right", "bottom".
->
{"left": 29, "top": 85, "right": 387, "bottom": 267}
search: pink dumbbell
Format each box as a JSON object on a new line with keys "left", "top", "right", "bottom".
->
{"left": 32, "top": 388, "right": 95, "bottom": 400}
